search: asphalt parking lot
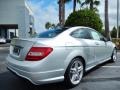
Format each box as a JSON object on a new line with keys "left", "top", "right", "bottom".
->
{"left": 0, "top": 46, "right": 120, "bottom": 90}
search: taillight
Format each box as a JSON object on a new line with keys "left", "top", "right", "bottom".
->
{"left": 25, "top": 47, "right": 53, "bottom": 61}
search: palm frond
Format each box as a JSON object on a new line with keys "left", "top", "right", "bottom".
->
{"left": 81, "top": 2, "right": 85, "bottom": 7}
{"left": 85, "top": 0, "right": 91, "bottom": 4}
{"left": 93, "top": 7, "right": 98, "bottom": 12}
{"left": 94, "top": 0, "right": 100, "bottom": 5}
{"left": 77, "top": 0, "right": 81, "bottom": 4}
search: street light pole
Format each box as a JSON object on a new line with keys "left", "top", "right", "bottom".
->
{"left": 117, "top": 0, "right": 119, "bottom": 38}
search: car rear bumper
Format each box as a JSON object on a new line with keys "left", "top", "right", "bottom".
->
{"left": 6, "top": 56, "right": 64, "bottom": 85}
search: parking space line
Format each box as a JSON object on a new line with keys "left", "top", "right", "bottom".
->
{"left": 102, "top": 66, "right": 120, "bottom": 68}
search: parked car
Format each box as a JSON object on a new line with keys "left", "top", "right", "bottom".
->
{"left": 6, "top": 26, "right": 117, "bottom": 87}
{"left": 0, "top": 37, "right": 6, "bottom": 44}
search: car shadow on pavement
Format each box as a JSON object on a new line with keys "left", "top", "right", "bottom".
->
{"left": 0, "top": 61, "right": 115, "bottom": 90}
{"left": 0, "top": 71, "right": 68, "bottom": 90}
{"left": 84, "top": 60, "right": 113, "bottom": 76}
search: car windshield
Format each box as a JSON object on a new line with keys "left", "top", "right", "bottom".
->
{"left": 37, "top": 28, "right": 67, "bottom": 38}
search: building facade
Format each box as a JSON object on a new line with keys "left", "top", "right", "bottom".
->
{"left": 0, "top": 0, "right": 35, "bottom": 39}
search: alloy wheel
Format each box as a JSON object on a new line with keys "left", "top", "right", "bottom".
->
{"left": 69, "top": 59, "right": 83, "bottom": 85}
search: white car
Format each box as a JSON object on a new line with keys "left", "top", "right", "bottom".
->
{"left": 0, "top": 37, "right": 6, "bottom": 43}
{"left": 6, "top": 26, "right": 117, "bottom": 87}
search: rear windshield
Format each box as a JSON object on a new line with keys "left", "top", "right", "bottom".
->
{"left": 37, "top": 29, "right": 67, "bottom": 38}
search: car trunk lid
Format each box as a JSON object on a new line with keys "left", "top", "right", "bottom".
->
{"left": 9, "top": 38, "right": 46, "bottom": 61}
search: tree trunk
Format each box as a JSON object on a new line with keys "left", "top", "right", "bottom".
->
{"left": 62, "top": 0, "right": 65, "bottom": 26}
{"left": 58, "top": 0, "right": 65, "bottom": 27}
{"left": 90, "top": 0, "right": 94, "bottom": 10}
{"left": 58, "top": 0, "right": 62, "bottom": 26}
{"left": 73, "top": 0, "right": 77, "bottom": 12}
{"left": 105, "top": 0, "right": 110, "bottom": 39}
{"left": 117, "top": 0, "right": 119, "bottom": 38}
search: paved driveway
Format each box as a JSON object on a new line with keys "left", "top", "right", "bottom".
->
{"left": 0, "top": 47, "right": 120, "bottom": 90}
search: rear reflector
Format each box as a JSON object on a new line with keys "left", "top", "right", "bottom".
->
{"left": 25, "top": 47, "right": 53, "bottom": 61}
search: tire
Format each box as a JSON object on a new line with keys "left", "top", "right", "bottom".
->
{"left": 64, "top": 58, "right": 84, "bottom": 88}
{"left": 110, "top": 48, "right": 117, "bottom": 62}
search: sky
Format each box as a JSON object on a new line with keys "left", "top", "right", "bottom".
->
{"left": 27, "top": 0, "right": 120, "bottom": 33}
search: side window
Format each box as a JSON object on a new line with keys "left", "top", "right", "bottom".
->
{"left": 91, "top": 31, "right": 100, "bottom": 40}
{"left": 71, "top": 29, "right": 92, "bottom": 39}
{"left": 70, "top": 30, "right": 80, "bottom": 38}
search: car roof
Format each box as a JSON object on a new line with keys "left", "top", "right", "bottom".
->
{"left": 62, "top": 26, "right": 95, "bottom": 33}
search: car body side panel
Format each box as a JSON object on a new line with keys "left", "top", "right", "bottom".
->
{"left": 105, "top": 41, "right": 115, "bottom": 58}
{"left": 64, "top": 38, "right": 96, "bottom": 72}
{"left": 93, "top": 40, "right": 107, "bottom": 61}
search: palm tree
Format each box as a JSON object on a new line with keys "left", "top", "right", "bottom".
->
{"left": 63, "top": 0, "right": 81, "bottom": 12}
{"left": 45, "top": 22, "right": 52, "bottom": 30}
{"left": 105, "top": 0, "right": 110, "bottom": 39}
{"left": 58, "top": 0, "right": 70, "bottom": 27}
{"left": 45, "top": 22, "right": 57, "bottom": 30}
{"left": 73, "top": 0, "right": 81, "bottom": 12}
{"left": 58, "top": 0, "right": 64, "bottom": 27}
{"left": 82, "top": 0, "right": 100, "bottom": 10}
{"left": 58, "top": 0, "right": 81, "bottom": 26}
{"left": 117, "top": 0, "right": 119, "bottom": 38}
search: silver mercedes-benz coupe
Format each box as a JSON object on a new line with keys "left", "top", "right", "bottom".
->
{"left": 6, "top": 26, "right": 117, "bottom": 87}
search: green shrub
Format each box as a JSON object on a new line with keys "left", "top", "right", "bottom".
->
{"left": 65, "top": 9, "right": 103, "bottom": 32}
{"left": 112, "top": 38, "right": 120, "bottom": 49}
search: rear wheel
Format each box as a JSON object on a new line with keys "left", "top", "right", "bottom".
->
{"left": 64, "top": 58, "right": 84, "bottom": 87}
{"left": 110, "top": 48, "right": 117, "bottom": 62}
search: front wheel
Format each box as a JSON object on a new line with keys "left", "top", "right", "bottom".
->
{"left": 64, "top": 58, "right": 84, "bottom": 87}
{"left": 110, "top": 48, "right": 117, "bottom": 62}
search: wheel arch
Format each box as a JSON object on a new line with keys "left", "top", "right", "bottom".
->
{"left": 64, "top": 55, "right": 86, "bottom": 76}
{"left": 115, "top": 47, "right": 117, "bottom": 51}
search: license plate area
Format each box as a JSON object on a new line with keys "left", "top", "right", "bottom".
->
{"left": 13, "top": 46, "right": 21, "bottom": 56}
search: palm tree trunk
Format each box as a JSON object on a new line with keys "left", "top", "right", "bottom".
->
{"left": 90, "top": 0, "right": 94, "bottom": 10}
{"left": 117, "top": 0, "right": 119, "bottom": 38}
{"left": 58, "top": 0, "right": 62, "bottom": 25}
{"left": 73, "top": 0, "right": 77, "bottom": 12}
{"left": 58, "top": 0, "right": 65, "bottom": 27}
{"left": 62, "top": 0, "right": 65, "bottom": 26}
{"left": 105, "top": 0, "right": 110, "bottom": 39}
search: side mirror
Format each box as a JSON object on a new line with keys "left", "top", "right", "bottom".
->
{"left": 107, "top": 38, "right": 111, "bottom": 41}
{"left": 100, "top": 38, "right": 108, "bottom": 42}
